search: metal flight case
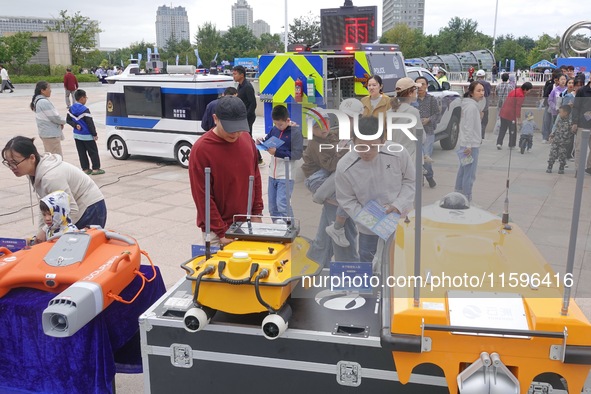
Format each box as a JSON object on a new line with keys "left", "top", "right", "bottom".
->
{"left": 139, "top": 274, "right": 449, "bottom": 393}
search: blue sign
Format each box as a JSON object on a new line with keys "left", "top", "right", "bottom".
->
{"left": 191, "top": 244, "right": 220, "bottom": 258}
{"left": 0, "top": 237, "right": 27, "bottom": 253}
{"left": 234, "top": 58, "right": 259, "bottom": 69}
{"left": 329, "top": 261, "right": 373, "bottom": 293}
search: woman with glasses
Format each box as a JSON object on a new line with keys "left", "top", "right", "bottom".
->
{"left": 2, "top": 136, "right": 106, "bottom": 238}
{"left": 30, "top": 81, "right": 66, "bottom": 156}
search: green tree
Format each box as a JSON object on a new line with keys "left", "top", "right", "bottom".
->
{"left": 80, "top": 49, "right": 107, "bottom": 70}
{"left": 195, "top": 22, "right": 222, "bottom": 67}
{"left": 0, "top": 32, "right": 41, "bottom": 73}
{"left": 47, "top": 10, "right": 102, "bottom": 66}
{"left": 221, "top": 25, "right": 258, "bottom": 61}
{"left": 433, "top": 17, "right": 486, "bottom": 54}
{"left": 380, "top": 24, "right": 428, "bottom": 58}
{"left": 526, "top": 34, "right": 560, "bottom": 67}
{"left": 288, "top": 12, "right": 320, "bottom": 45}
{"left": 257, "top": 33, "right": 284, "bottom": 54}
{"left": 495, "top": 39, "right": 528, "bottom": 69}
{"left": 162, "top": 38, "right": 195, "bottom": 66}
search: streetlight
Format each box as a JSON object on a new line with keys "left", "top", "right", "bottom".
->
{"left": 284, "top": 0, "right": 288, "bottom": 52}
{"left": 492, "top": 0, "right": 499, "bottom": 54}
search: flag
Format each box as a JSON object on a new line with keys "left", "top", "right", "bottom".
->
{"left": 147, "top": 47, "right": 152, "bottom": 61}
{"left": 138, "top": 54, "right": 143, "bottom": 62}
{"left": 154, "top": 47, "right": 158, "bottom": 54}
{"left": 213, "top": 52, "right": 218, "bottom": 62}
{"left": 194, "top": 48, "right": 203, "bottom": 68}
{"left": 120, "top": 59, "right": 124, "bottom": 67}
{"left": 176, "top": 54, "right": 179, "bottom": 65}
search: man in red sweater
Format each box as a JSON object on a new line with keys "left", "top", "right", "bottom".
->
{"left": 189, "top": 96, "right": 263, "bottom": 246}
{"left": 496, "top": 82, "right": 533, "bottom": 149}
{"left": 63, "top": 68, "right": 79, "bottom": 109}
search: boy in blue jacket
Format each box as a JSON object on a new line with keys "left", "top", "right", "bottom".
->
{"left": 257, "top": 105, "right": 303, "bottom": 222}
{"left": 67, "top": 89, "right": 104, "bottom": 175}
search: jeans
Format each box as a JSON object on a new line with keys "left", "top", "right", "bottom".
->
{"left": 268, "top": 177, "right": 294, "bottom": 220}
{"left": 454, "top": 146, "right": 479, "bottom": 201}
{"left": 306, "top": 202, "right": 359, "bottom": 267}
{"left": 422, "top": 132, "right": 435, "bottom": 179}
{"left": 75, "top": 199, "right": 107, "bottom": 229}
{"left": 358, "top": 233, "right": 379, "bottom": 263}
{"left": 542, "top": 108, "right": 553, "bottom": 141}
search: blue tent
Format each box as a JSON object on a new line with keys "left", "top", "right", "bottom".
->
{"left": 530, "top": 59, "right": 557, "bottom": 70}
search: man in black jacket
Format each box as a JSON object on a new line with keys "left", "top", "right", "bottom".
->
{"left": 233, "top": 65, "right": 263, "bottom": 165}
{"left": 572, "top": 78, "right": 591, "bottom": 174}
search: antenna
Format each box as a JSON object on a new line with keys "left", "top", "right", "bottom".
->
{"left": 204, "top": 167, "right": 212, "bottom": 260}
{"left": 284, "top": 157, "right": 292, "bottom": 226}
{"left": 501, "top": 129, "right": 513, "bottom": 229}
{"left": 246, "top": 175, "right": 254, "bottom": 223}
{"left": 413, "top": 129, "right": 423, "bottom": 307}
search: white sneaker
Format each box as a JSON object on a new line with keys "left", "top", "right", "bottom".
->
{"left": 423, "top": 155, "right": 434, "bottom": 163}
{"left": 326, "top": 223, "right": 350, "bottom": 247}
{"left": 496, "top": 144, "right": 502, "bottom": 150}
{"left": 542, "top": 139, "right": 548, "bottom": 144}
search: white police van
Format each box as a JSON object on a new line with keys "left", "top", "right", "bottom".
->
{"left": 105, "top": 62, "right": 235, "bottom": 168}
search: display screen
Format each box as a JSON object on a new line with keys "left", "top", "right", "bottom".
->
{"left": 123, "top": 86, "right": 163, "bottom": 118}
{"left": 321, "top": 6, "right": 377, "bottom": 47}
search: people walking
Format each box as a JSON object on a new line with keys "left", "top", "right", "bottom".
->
{"left": 0, "top": 65, "right": 15, "bottom": 93}
{"left": 64, "top": 68, "right": 79, "bottom": 109}
{"left": 30, "top": 81, "right": 66, "bottom": 156}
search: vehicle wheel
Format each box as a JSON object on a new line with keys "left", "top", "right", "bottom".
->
{"left": 108, "top": 136, "right": 130, "bottom": 160}
{"left": 440, "top": 113, "right": 460, "bottom": 150}
{"left": 175, "top": 142, "right": 192, "bottom": 168}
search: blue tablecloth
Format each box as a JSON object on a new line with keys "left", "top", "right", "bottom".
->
{"left": 0, "top": 265, "right": 166, "bottom": 394}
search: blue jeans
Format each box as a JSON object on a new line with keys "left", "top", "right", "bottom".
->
{"left": 358, "top": 233, "right": 379, "bottom": 263}
{"left": 423, "top": 132, "right": 435, "bottom": 179}
{"left": 75, "top": 200, "right": 107, "bottom": 229}
{"left": 454, "top": 147, "right": 479, "bottom": 201}
{"left": 268, "top": 177, "right": 294, "bottom": 220}
{"left": 306, "top": 202, "right": 359, "bottom": 267}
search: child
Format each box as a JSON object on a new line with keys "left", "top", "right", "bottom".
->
{"left": 301, "top": 109, "right": 351, "bottom": 247}
{"left": 35, "top": 190, "right": 78, "bottom": 243}
{"left": 546, "top": 105, "right": 572, "bottom": 174}
{"left": 257, "top": 105, "right": 303, "bottom": 223}
{"left": 518, "top": 111, "right": 538, "bottom": 154}
{"left": 67, "top": 89, "right": 104, "bottom": 175}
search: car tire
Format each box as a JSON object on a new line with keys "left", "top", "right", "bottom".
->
{"left": 440, "top": 113, "right": 460, "bottom": 150}
{"left": 108, "top": 136, "right": 130, "bottom": 160}
{"left": 175, "top": 142, "right": 192, "bottom": 168}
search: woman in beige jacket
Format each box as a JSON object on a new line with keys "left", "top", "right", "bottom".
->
{"left": 361, "top": 75, "right": 391, "bottom": 117}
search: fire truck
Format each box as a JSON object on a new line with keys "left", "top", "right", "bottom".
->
{"left": 258, "top": 43, "right": 461, "bottom": 150}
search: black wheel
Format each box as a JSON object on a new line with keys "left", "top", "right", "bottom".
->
{"left": 175, "top": 142, "right": 192, "bottom": 168}
{"left": 108, "top": 136, "right": 130, "bottom": 160}
{"left": 440, "top": 113, "right": 460, "bottom": 150}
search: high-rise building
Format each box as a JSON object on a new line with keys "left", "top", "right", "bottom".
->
{"left": 155, "top": 5, "right": 190, "bottom": 50}
{"left": 252, "top": 20, "right": 270, "bottom": 38}
{"left": 382, "top": 0, "right": 424, "bottom": 34}
{"left": 231, "top": 0, "right": 253, "bottom": 30}
{"left": 0, "top": 15, "right": 101, "bottom": 47}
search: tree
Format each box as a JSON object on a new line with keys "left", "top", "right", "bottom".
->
{"left": 221, "top": 25, "right": 258, "bottom": 61}
{"left": 0, "top": 32, "right": 41, "bottom": 74}
{"left": 495, "top": 39, "right": 528, "bottom": 69}
{"left": 257, "top": 33, "right": 284, "bottom": 54}
{"left": 526, "top": 34, "right": 560, "bottom": 67}
{"left": 47, "top": 10, "right": 102, "bottom": 66}
{"left": 433, "top": 17, "right": 486, "bottom": 54}
{"left": 380, "top": 24, "right": 428, "bottom": 58}
{"left": 162, "top": 38, "right": 195, "bottom": 65}
{"left": 288, "top": 13, "right": 320, "bottom": 45}
{"left": 195, "top": 22, "right": 222, "bottom": 67}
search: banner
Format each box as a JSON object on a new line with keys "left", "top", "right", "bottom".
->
{"left": 194, "top": 48, "right": 203, "bottom": 67}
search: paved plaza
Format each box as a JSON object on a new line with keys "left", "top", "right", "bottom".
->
{"left": 1, "top": 84, "right": 590, "bottom": 392}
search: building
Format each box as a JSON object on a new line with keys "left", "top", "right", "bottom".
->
{"left": 155, "top": 5, "right": 190, "bottom": 50}
{"left": 0, "top": 15, "right": 101, "bottom": 47}
{"left": 2, "top": 31, "right": 72, "bottom": 67}
{"left": 231, "top": 0, "right": 253, "bottom": 30}
{"left": 252, "top": 20, "right": 270, "bottom": 38}
{"left": 382, "top": 0, "right": 424, "bottom": 34}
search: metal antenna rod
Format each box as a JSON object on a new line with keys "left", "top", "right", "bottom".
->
{"left": 204, "top": 167, "right": 211, "bottom": 260}
{"left": 413, "top": 130, "right": 423, "bottom": 307}
{"left": 246, "top": 175, "right": 254, "bottom": 222}
{"left": 284, "top": 157, "right": 292, "bottom": 225}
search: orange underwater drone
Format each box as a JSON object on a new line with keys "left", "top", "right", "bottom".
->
{"left": 0, "top": 227, "right": 157, "bottom": 337}
{"left": 181, "top": 160, "right": 321, "bottom": 339}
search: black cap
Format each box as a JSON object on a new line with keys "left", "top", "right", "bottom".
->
{"left": 214, "top": 96, "right": 249, "bottom": 133}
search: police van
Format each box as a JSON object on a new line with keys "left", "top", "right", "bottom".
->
{"left": 258, "top": 43, "right": 461, "bottom": 150}
{"left": 105, "top": 62, "right": 234, "bottom": 168}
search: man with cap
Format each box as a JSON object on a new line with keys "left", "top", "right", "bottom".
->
{"left": 475, "top": 69, "right": 491, "bottom": 139}
{"left": 189, "top": 96, "right": 264, "bottom": 246}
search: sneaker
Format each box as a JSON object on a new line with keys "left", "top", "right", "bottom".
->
{"left": 326, "top": 223, "right": 350, "bottom": 247}
{"left": 558, "top": 168, "right": 565, "bottom": 174}
{"left": 527, "top": 148, "right": 531, "bottom": 153}
{"left": 496, "top": 144, "right": 502, "bottom": 150}
{"left": 84, "top": 169, "right": 92, "bottom": 175}
{"left": 585, "top": 168, "right": 591, "bottom": 175}
{"left": 258, "top": 159, "right": 266, "bottom": 167}
{"left": 423, "top": 155, "right": 434, "bottom": 163}
{"left": 274, "top": 218, "right": 286, "bottom": 225}
{"left": 426, "top": 177, "right": 437, "bottom": 188}
{"left": 542, "top": 139, "right": 548, "bottom": 144}
{"left": 90, "top": 169, "right": 105, "bottom": 175}
{"left": 546, "top": 167, "right": 552, "bottom": 173}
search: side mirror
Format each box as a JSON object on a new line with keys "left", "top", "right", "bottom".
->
{"left": 441, "top": 81, "right": 451, "bottom": 91}
{"left": 427, "top": 85, "right": 436, "bottom": 92}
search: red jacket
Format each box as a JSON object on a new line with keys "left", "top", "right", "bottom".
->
{"left": 63, "top": 72, "right": 79, "bottom": 91}
{"left": 188, "top": 130, "right": 263, "bottom": 238}
{"left": 499, "top": 88, "right": 526, "bottom": 121}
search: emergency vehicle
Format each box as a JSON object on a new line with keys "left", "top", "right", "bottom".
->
{"left": 258, "top": 43, "right": 461, "bottom": 150}
{"left": 105, "top": 62, "right": 234, "bottom": 168}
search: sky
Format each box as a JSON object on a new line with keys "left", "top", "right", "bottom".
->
{"left": 0, "top": 1, "right": 586, "bottom": 49}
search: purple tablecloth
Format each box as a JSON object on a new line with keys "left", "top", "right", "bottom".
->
{"left": 0, "top": 265, "right": 166, "bottom": 394}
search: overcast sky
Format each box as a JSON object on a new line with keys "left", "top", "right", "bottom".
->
{"left": 0, "top": 1, "right": 586, "bottom": 49}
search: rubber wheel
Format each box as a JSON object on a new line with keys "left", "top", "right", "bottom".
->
{"left": 440, "top": 114, "right": 460, "bottom": 150}
{"left": 108, "top": 135, "right": 130, "bottom": 160}
{"left": 175, "top": 142, "right": 192, "bottom": 168}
